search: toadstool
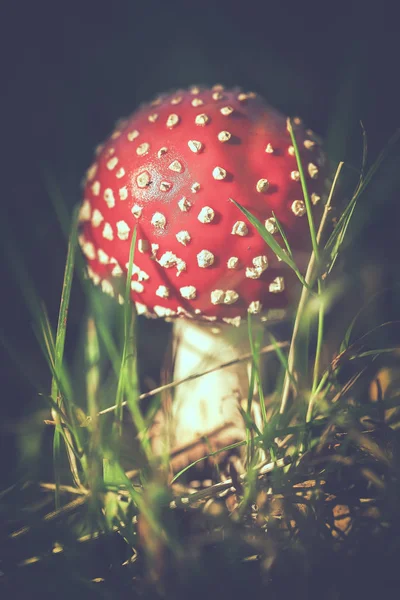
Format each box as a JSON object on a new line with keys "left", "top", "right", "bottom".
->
{"left": 78, "top": 85, "right": 327, "bottom": 472}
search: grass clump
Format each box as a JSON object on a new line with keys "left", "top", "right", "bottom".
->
{"left": 1, "top": 125, "right": 400, "bottom": 600}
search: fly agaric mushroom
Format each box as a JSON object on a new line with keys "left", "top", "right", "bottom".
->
{"left": 78, "top": 85, "right": 327, "bottom": 471}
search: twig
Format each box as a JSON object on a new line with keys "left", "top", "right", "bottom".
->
{"left": 98, "top": 341, "right": 289, "bottom": 417}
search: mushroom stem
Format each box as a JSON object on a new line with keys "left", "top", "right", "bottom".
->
{"left": 154, "top": 318, "right": 264, "bottom": 472}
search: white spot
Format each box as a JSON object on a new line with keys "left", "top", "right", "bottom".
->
{"left": 111, "top": 261, "right": 123, "bottom": 276}
{"left": 101, "top": 280, "right": 114, "bottom": 296}
{"left": 246, "top": 256, "right": 268, "bottom": 279}
{"left": 265, "top": 144, "right": 274, "bottom": 153}
{"left": 102, "top": 223, "right": 114, "bottom": 241}
{"left": 191, "top": 98, "right": 204, "bottom": 107}
{"left": 256, "top": 178, "right": 269, "bottom": 193}
{"left": 81, "top": 242, "right": 96, "bottom": 260}
{"left": 180, "top": 286, "right": 197, "bottom": 300}
{"left": 224, "top": 290, "right": 239, "bottom": 304}
{"left": 197, "top": 249, "right": 214, "bottom": 268}
{"left": 158, "top": 251, "right": 186, "bottom": 275}
{"left": 91, "top": 181, "right": 100, "bottom": 196}
{"left": 106, "top": 157, "right": 118, "bottom": 171}
{"left": 87, "top": 267, "right": 100, "bottom": 285}
{"left": 131, "top": 280, "right": 144, "bottom": 293}
{"left": 190, "top": 86, "right": 200, "bottom": 94}
{"left": 148, "top": 113, "right": 159, "bottom": 123}
{"left": 138, "top": 239, "right": 149, "bottom": 253}
{"left": 246, "top": 255, "right": 269, "bottom": 279}
{"left": 212, "top": 166, "right": 227, "bottom": 180}
{"left": 154, "top": 306, "right": 176, "bottom": 317}
{"left": 151, "top": 243, "right": 159, "bottom": 258}
{"left": 291, "top": 200, "right": 306, "bottom": 216}
{"left": 151, "top": 96, "right": 162, "bottom": 106}
{"left": 211, "top": 290, "right": 224, "bottom": 305}
{"left": 136, "top": 143, "right": 150, "bottom": 156}
{"left": 311, "top": 193, "right": 321, "bottom": 205}
{"left": 137, "top": 269, "right": 149, "bottom": 282}
{"left": 131, "top": 204, "right": 143, "bottom": 218}
{"left": 248, "top": 301, "right": 262, "bottom": 314}
{"left": 135, "top": 302, "right": 148, "bottom": 315}
{"left": 79, "top": 200, "right": 91, "bottom": 222}
{"left": 111, "top": 130, "right": 121, "bottom": 140}
{"left": 160, "top": 181, "right": 171, "bottom": 192}
{"left": 188, "top": 140, "right": 203, "bottom": 153}
{"left": 169, "top": 160, "right": 183, "bottom": 172}
{"left": 103, "top": 188, "right": 115, "bottom": 208}
{"left": 166, "top": 114, "right": 180, "bottom": 128}
{"left": 227, "top": 257, "right": 239, "bottom": 269}
{"left": 198, "top": 206, "right": 215, "bottom": 223}
{"left": 304, "top": 139, "right": 316, "bottom": 150}
{"left": 117, "top": 221, "right": 130, "bottom": 240}
{"left": 191, "top": 182, "right": 200, "bottom": 193}
{"left": 119, "top": 186, "right": 128, "bottom": 200}
{"left": 106, "top": 147, "right": 115, "bottom": 156}
{"left": 95, "top": 144, "right": 104, "bottom": 155}
{"left": 265, "top": 217, "right": 277, "bottom": 234}
{"left": 222, "top": 316, "right": 241, "bottom": 327}
{"left": 288, "top": 145, "right": 295, "bottom": 156}
{"left": 269, "top": 277, "right": 285, "bottom": 293}
{"left": 171, "top": 95, "right": 182, "bottom": 105}
{"left": 218, "top": 130, "right": 232, "bottom": 142}
{"left": 308, "top": 163, "right": 319, "bottom": 179}
{"left": 253, "top": 255, "right": 268, "bottom": 271}
{"left": 178, "top": 197, "right": 191, "bottom": 212}
{"left": 246, "top": 268, "right": 260, "bottom": 279}
{"left": 195, "top": 113, "right": 210, "bottom": 126}
{"left": 137, "top": 171, "right": 150, "bottom": 188}
{"left": 116, "top": 167, "right": 125, "bottom": 179}
{"left": 156, "top": 285, "right": 170, "bottom": 298}
{"left": 91, "top": 209, "right": 104, "bottom": 227}
{"left": 98, "top": 249, "right": 109, "bottom": 264}
{"left": 291, "top": 170, "right": 300, "bottom": 181}
{"left": 212, "top": 91, "right": 224, "bottom": 100}
{"left": 86, "top": 163, "right": 98, "bottom": 181}
{"left": 176, "top": 230, "right": 191, "bottom": 245}
{"left": 220, "top": 105, "right": 234, "bottom": 116}
{"left": 127, "top": 129, "right": 139, "bottom": 141}
{"left": 237, "top": 91, "right": 255, "bottom": 101}
{"left": 157, "top": 147, "right": 168, "bottom": 157}
{"left": 231, "top": 221, "right": 248, "bottom": 236}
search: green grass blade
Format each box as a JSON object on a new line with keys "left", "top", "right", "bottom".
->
{"left": 287, "top": 119, "right": 319, "bottom": 264}
{"left": 247, "top": 314, "right": 267, "bottom": 427}
{"left": 52, "top": 210, "right": 78, "bottom": 384}
{"left": 50, "top": 208, "right": 86, "bottom": 488}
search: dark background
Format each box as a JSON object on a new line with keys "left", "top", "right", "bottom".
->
{"left": 0, "top": 0, "right": 399, "bottom": 485}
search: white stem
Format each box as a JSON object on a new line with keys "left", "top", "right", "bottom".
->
{"left": 152, "top": 318, "right": 264, "bottom": 471}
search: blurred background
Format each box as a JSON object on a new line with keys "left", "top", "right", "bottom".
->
{"left": 1, "top": 0, "right": 399, "bottom": 487}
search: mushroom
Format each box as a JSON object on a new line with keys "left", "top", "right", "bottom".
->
{"left": 78, "top": 85, "right": 327, "bottom": 472}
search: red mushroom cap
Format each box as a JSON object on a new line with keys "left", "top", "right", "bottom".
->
{"left": 79, "top": 85, "right": 327, "bottom": 325}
